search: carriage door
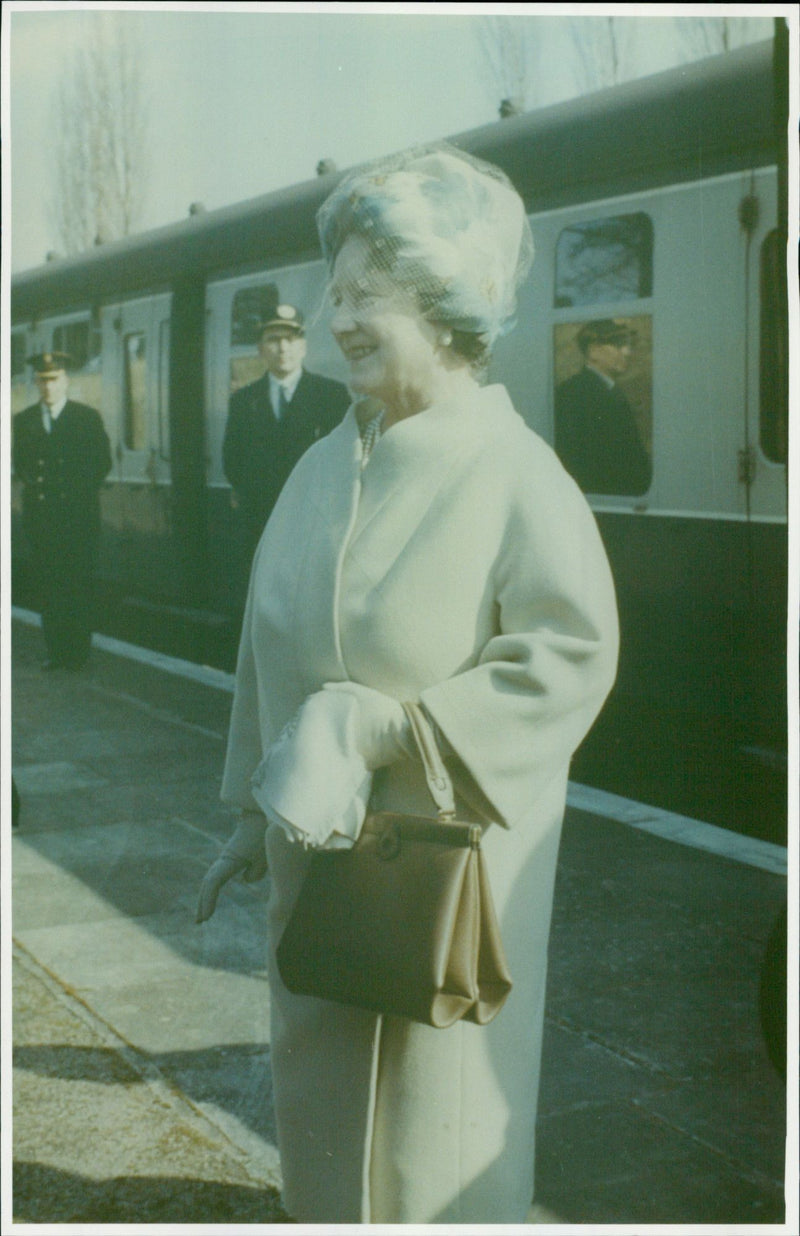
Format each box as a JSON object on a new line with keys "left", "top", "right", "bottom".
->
{"left": 737, "top": 168, "right": 787, "bottom": 790}
{"left": 101, "top": 294, "right": 176, "bottom": 599}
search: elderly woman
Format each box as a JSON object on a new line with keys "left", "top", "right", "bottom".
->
{"left": 198, "top": 146, "right": 619, "bottom": 1224}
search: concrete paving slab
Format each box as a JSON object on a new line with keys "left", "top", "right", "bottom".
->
{"left": 14, "top": 684, "right": 225, "bottom": 741}
{"left": 557, "top": 809, "right": 786, "bottom": 937}
{"left": 639, "top": 1070, "right": 787, "bottom": 1183}
{"left": 13, "top": 843, "right": 147, "bottom": 933}
{"left": 77, "top": 741, "right": 226, "bottom": 783}
{"left": 12, "top": 761, "right": 109, "bottom": 796}
{"left": 14, "top": 704, "right": 225, "bottom": 777}
{"left": 13, "top": 846, "right": 270, "bottom": 1048}
{"left": 12, "top": 866, "right": 139, "bottom": 932}
{"left": 16, "top": 908, "right": 209, "bottom": 991}
{"left": 537, "top": 1020, "right": 680, "bottom": 1114}
{"left": 8, "top": 782, "right": 191, "bottom": 834}
{"left": 14, "top": 815, "right": 270, "bottom": 969}
{"left": 38, "top": 811, "right": 216, "bottom": 859}
{"left": 12, "top": 783, "right": 236, "bottom": 842}
{"left": 14, "top": 929, "right": 269, "bottom": 1058}
{"left": 86, "top": 969, "right": 270, "bottom": 1055}
{"left": 17, "top": 807, "right": 207, "bottom": 871}
{"left": 23, "top": 850, "right": 204, "bottom": 921}
{"left": 159, "top": 1042, "right": 276, "bottom": 1124}
{"left": 536, "top": 1101, "right": 784, "bottom": 1224}
{"left": 13, "top": 829, "right": 208, "bottom": 928}
{"left": 546, "top": 966, "right": 776, "bottom": 1080}
{"left": 12, "top": 946, "right": 287, "bottom": 1224}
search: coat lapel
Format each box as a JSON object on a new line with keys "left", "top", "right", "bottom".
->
{"left": 289, "top": 370, "right": 312, "bottom": 420}
{"left": 250, "top": 374, "right": 276, "bottom": 425}
{"left": 50, "top": 400, "right": 77, "bottom": 437}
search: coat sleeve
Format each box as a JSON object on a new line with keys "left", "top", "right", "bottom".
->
{"left": 303, "top": 373, "right": 351, "bottom": 436}
{"left": 90, "top": 409, "right": 112, "bottom": 485}
{"left": 11, "top": 414, "right": 36, "bottom": 483}
{"left": 553, "top": 373, "right": 590, "bottom": 487}
{"left": 222, "top": 393, "right": 248, "bottom": 491}
{"left": 420, "top": 453, "right": 619, "bottom": 829}
{"left": 220, "top": 556, "right": 267, "bottom": 813}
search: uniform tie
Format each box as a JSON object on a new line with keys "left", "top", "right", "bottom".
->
{"left": 277, "top": 385, "right": 289, "bottom": 420}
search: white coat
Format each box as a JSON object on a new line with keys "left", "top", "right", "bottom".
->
{"left": 221, "top": 383, "right": 619, "bottom": 1224}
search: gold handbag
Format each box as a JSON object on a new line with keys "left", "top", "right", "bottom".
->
{"left": 276, "top": 702, "right": 512, "bottom": 1028}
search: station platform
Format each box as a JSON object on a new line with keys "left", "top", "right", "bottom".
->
{"left": 6, "top": 613, "right": 792, "bottom": 1229}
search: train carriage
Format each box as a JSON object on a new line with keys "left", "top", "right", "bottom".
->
{"left": 10, "top": 38, "right": 789, "bottom": 842}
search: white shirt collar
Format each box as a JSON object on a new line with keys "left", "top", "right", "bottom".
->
{"left": 586, "top": 364, "right": 615, "bottom": 390}
{"left": 42, "top": 397, "right": 67, "bottom": 428}
{"left": 269, "top": 369, "right": 303, "bottom": 416}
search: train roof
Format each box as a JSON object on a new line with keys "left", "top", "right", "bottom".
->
{"left": 12, "top": 38, "right": 781, "bottom": 321}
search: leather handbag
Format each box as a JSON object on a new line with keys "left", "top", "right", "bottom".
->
{"left": 276, "top": 701, "right": 512, "bottom": 1028}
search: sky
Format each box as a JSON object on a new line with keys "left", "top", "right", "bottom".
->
{"left": 3, "top": 4, "right": 780, "bottom": 273}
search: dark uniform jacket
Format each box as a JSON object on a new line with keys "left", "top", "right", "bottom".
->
{"left": 12, "top": 399, "right": 112, "bottom": 547}
{"left": 223, "top": 368, "right": 350, "bottom": 540}
{"left": 554, "top": 367, "right": 651, "bottom": 496}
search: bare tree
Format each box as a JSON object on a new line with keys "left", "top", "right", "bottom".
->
{"left": 674, "top": 14, "right": 772, "bottom": 60}
{"left": 49, "top": 13, "right": 148, "bottom": 255}
{"left": 479, "top": 15, "right": 532, "bottom": 116}
{"left": 569, "top": 16, "right": 628, "bottom": 95}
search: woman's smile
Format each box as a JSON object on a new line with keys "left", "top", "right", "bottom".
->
{"left": 342, "top": 342, "right": 377, "bottom": 363}
{"left": 330, "top": 236, "right": 453, "bottom": 424}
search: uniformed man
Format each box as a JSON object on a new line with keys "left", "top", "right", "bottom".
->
{"left": 222, "top": 304, "right": 350, "bottom": 573}
{"left": 554, "top": 319, "right": 651, "bottom": 496}
{"left": 12, "top": 352, "right": 112, "bottom": 670}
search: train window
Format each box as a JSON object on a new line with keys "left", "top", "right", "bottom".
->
{"left": 11, "top": 332, "right": 27, "bottom": 380}
{"left": 123, "top": 332, "right": 148, "bottom": 452}
{"left": 230, "top": 283, "right": 280, "bottom": 391}
{"left": 232, "top": 284, "right": 280, "bottom": 348}
{"left": 554, "top": 213, "right": 653, "bottom": 308}
{"left": 52, "top": 319, "right": 101, "bottom": 371}
{"left": 759, "top": 229, "right": 788, "bottom": 466}
{"left": 553, "top": 314, "right": 653, "bottom": 497}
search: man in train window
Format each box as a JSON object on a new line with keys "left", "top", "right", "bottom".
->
{"left": 554, "top": 318, "right": 651, "bottom": 496}
{"left": 222, "top": 303, "right": 350, "bottom": 570}
{"left": 12, "top": 351, "right": 112, "bottom": 671}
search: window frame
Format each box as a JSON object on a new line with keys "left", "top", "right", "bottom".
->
{"left": 551, "top": 208, "right": 655, "bottom": 501}
{"left": 758, "top": 227, "right": 788, "bottom": 467}
{"left": 553, "top": 210, "right": 655, "bottom": 310}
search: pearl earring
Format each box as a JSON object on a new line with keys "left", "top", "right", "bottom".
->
{"left": 439, "top": 331, "right": 453, "bottom": 348}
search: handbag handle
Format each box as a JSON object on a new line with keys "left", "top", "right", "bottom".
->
{"left": 402, "top": 701, "right": 457, "bottom": 822}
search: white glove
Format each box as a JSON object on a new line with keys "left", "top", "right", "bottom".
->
{"left": 322, "top": 681, "right": 414, "bottom": 770}
{"left": 247, "top": 684, "right": 415, "bottom": 851}
{"left": 250, "top": 690, "right": 372, "bottom": 849}
{"left": 196, "top": 812, "right": 267, "bottom": 923}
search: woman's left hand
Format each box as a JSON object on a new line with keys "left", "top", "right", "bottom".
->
{"left": 196, "top": 812, "right": 268, "bottom": 923}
